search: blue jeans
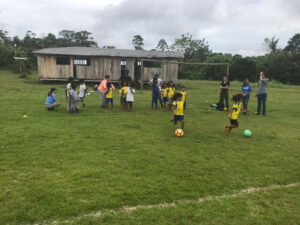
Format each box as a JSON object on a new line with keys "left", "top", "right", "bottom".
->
{"left": 243, "top": 95, "right": 250, "bottom": 109}
{"left": 152, "top": 95, "right": 158, "bottom": 107}
{"left": 257, "top": 93, "right": 267, "bottom": 115}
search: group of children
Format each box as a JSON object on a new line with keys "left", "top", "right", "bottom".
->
{"left": 45, "top": 74, "right": 253, "bottom": 136}
{"left": 151, "top": 77, "right": 187, "bottom": 130}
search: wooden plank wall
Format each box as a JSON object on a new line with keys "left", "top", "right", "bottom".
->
{"left": 37, "top": 55, "right": 179, "bottom": 81}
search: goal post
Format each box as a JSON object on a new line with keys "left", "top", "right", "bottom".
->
{"left": 140, "top": 59, "right": 230, "bottom": 90}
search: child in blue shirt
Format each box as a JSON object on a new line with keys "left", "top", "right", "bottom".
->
{"left": 241, "top": 78, "right": 252, "bottom": 113}
{"left": 45, "top": 88, "right": 61, "bottom": 111}
{"left": 152, "top": 78, "right": 159, "bottom": 109}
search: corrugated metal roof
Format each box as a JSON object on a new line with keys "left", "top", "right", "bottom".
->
{"left": 33, "top": 47, "right": 184, "bottom": 58}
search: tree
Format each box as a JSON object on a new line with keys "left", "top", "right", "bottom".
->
{"left": 284, "top": 33, "right": 300, "bottom": 53}
{"left": 156, "top": 39, "right": 168, "bottom": 51}
{"left": 132, "top": 35, "right": 144, "bottom": 50}
{"left": 171, "top": 33, "right": 211, "bottom": 61}
{"left": 264, "top": 36, "right": 279, "bottom": 54}
{"left": 103, "top": 45, "right": 116, "bottom": 49}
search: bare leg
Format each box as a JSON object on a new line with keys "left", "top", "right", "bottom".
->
{"left": 181, "top": 120, "right": 185, "bottom": 130}
{"left": 225, "top": 125, "right": 238, "bottom": 136}
{"left": 129, "top": 102, "right": 133, "bottom": 112}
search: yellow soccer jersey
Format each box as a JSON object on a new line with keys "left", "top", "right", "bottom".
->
{"left": 231, "top": 102, "right": 242, "bottom": 120}
{"left": 121, "top": 86, "right": 127, "bottom": 97}
{"left": 168, "top": 87, "right": 175, "bottom": 98}
{"left": 106, "top": 88, "right": 113, "bottom": 99}
{"left": 173, "top": 100, "right": 184, "bottom": 116}
{"left": 162, "top": 88, "right": 168, "bottom": 97}
{"left": 181, "top": 91, "right": 187, "bottom": 102}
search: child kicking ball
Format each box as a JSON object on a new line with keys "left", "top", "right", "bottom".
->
{"left": 171, "top": 93, "right": 185, "bottom": 130}
{"left": 224, "top": 94, "right": 243, "bottom": 136}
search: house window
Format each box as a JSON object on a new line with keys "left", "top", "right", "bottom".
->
{"left": 74, "top": 58, "right": 91, "bottom": 66}
{"left": 143, "top": 61, "right": 162, "bottom": 68}
{"left": 121, "top": 60, "right": 126, "bottom": 66}
{"left": 56, "top": 56, "right": 70, "bottom": 65}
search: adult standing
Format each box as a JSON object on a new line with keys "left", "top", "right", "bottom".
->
{"left": 118, "top": 69, "right": 132, "bottom": 87}
{"left": 256, "top": 72, "right": 269, "bottom": 115}
{"left": 98, "top": 75, "right": 115, "bottom": 108}
{"left": 218, "top": 76, "right": 230, "bottom": 111}
{"left": 150, "top": 74, "right": 163, "bottom": 107}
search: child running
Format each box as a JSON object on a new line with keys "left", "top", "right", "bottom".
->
{"left": 167, "top": 81, "right": 175, "bottom": 111}
{"left": 181, "top": 87, "right": 187, "bottom": 109}
{"left": 79, "top": 79, "right": 87, "bottom": 109}
{"left": 125, "top": 81, "right": 135, "bottom": 112}
{"left": 224, "top": 94, "right": 243, "bottom": 136}
{"left": 105, "top": 82, "right": 114, "bottom": 109}
{"left": 171, "top": 93, "right": 185, "bottom": 130}
{"left": 161, "top": 82, "right": 168, "bottom": 108}
{"left": 152, "top": 78, "right": 159, "bottom": 109}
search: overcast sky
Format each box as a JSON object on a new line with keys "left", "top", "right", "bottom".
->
{"left": 0, "top": 0, "right": 299, "bottom": 56}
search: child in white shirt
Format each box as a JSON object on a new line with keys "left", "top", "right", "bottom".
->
{"left": 125, "top": 81, "right": 135, "bottom": 112}
{"left": 79, "top": 79, "right": 87, "bottom": 108}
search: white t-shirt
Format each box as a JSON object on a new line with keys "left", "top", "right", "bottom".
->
{"left": 151, "top": 78, "right": 163, "bottom": 91}
{"left": 126, "top": 87, "right": 135, "bottom": 102}
{"left": 79, "top": 84, "right": 86, "bottom": 98}
{"left": 66, "top": 83, "right": 72, "bottom": 97}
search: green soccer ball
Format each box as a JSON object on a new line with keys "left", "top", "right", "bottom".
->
{"left": 243, "top": 130, "right": 252, "bottom": 137}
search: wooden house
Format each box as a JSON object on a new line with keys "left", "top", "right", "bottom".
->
{"left": 33, "top": 47, "right": 184, "bottom": 83}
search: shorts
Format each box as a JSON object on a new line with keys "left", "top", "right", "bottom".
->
{"left": 106, "top": 98, "right": 113, "bottom": 103}
{"left": 174, "top": 115, "right": 184, "bottom": 122}
{"left": 230, "top": 119, "right": 239, "bottom": 126}
{"left": 121, "top": 97, "right": 126, "bottom": 104}
{"left": 79, "top": 97, "right": 85, "bottom": 103}
{"left": 163, "top": 97, "right": 168, "bottom": 102}
{"left": 168, "top": 99, "right": 174, "bottom": 106}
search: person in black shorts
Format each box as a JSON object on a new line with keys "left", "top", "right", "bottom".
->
{"left": 218, "top": 76, "right": 230, "bottom": 111}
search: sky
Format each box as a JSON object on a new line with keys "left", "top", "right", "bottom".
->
{"left": 0, "top": 0, "right": 299, "bottom": 56}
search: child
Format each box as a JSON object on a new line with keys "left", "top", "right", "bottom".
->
{"left": 120, "top": 81, "right": 128, "bottom": 107}
{"left": 152, "top": 78, "right": 159, "bottom": 109}
{"left": 70, "top": 82, "right": 79, "bottom": 113}
{"left": 79, "top": 79, "right": 87, "bottom": 109}
{"left": 161, "top": 82, "right": 168, "bottom": 108}
{"left": 45, "top": 88, "right": 61, "bottom": 111}
{"left": 241, "top": 78, "right": 252, "bottom": 113}
{"left": 125, "top": 81, "right": 135, "bottom": 112}
{"left": 181, "top": 87, "right": 187, "bottom": 109}
{"left": 105, "top": 82, "right": 114, "bottom": 109}
{"left": 224, "top": 94, "right": 243, "bottom": 136}
{"left": 66, "top": 77, "right": 73, "bottom": 112}
{"left": 167, "top": 81, "right": 175, "bottom": 111}
{"left": 171, "top": 93, "right": 185, "bottom": 130}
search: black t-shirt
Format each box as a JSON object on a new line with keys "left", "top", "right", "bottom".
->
{"left": 119, "top": 75, "right": 132, "bottom": 85}
{"left": 220, "top": 81, "right": 230, "bottom": 92}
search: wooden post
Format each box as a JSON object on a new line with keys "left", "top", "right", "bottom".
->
{"left": 140, "top": 59, "right": 144, "bottom": 90}
{"left": 226, "top": 63, "right": 230, "bottom": 78}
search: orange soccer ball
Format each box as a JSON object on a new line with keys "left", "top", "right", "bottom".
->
{"left": 175, "top": 129, "right": 184, "bottom": 137}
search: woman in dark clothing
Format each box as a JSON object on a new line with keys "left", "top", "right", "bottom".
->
{"left": 218, "top": 76, "right": 230, "bottom": 111}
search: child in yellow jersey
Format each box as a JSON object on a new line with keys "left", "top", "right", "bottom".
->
{"left": 181, "top": 87, "right": 187, "bottom": 109}
{"left": 105, "top": 82, "right": 114, "bottom": 109}
{"left": 167, "top": 81, "right": 175, "bottom": 111}
{"left": 161, "top": 83, "right": 168, "bottom": 108}
{"left": 224, "top": 94, "right": 243, "bottom": 136}
{"left": 120, "top": 81, "right": 128, "bottom": 107}
{"left": 171, "top": 93, "right": 185, "bottom": 130}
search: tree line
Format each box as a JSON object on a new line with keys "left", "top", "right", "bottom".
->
{"left": 0, "top": 29, "right": 299, "bottom": 84}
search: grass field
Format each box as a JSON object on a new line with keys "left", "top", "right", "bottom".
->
{"left": 0, "top": 69, "right": 299, "bottom": 225}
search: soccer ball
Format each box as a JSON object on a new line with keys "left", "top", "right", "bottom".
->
{"left": 175, "top": 129, "right": 184, "bottom": 137}
{"left": 243, "top": 130, "right": 252, "bottom": 138}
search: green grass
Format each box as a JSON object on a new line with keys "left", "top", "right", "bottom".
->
{"left": 0, "top": 69, "right": 299, "bottom": 225}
